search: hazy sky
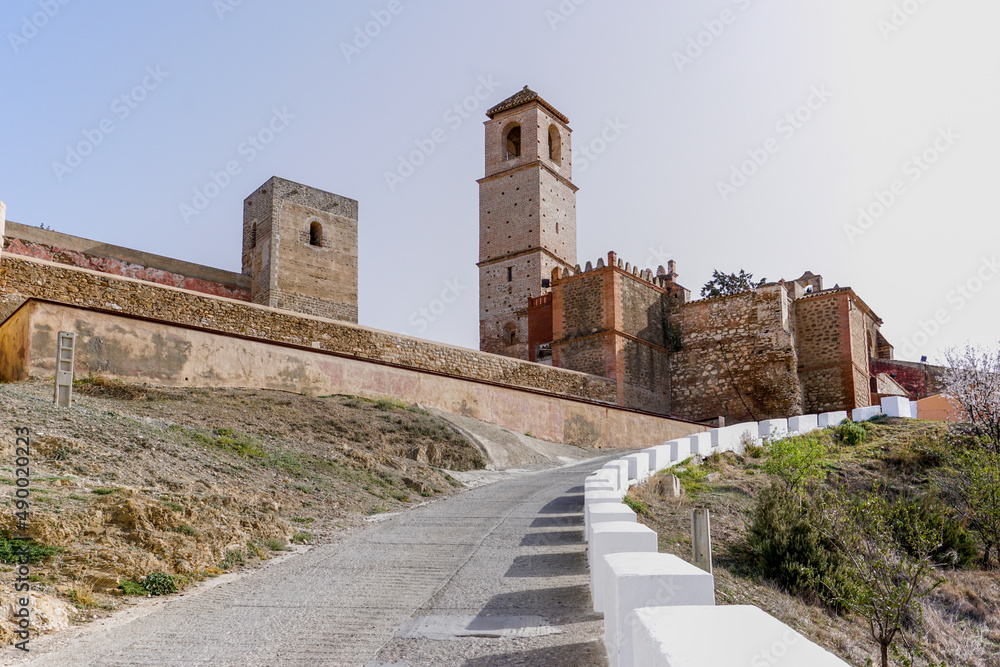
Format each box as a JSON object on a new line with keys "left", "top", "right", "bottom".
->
{"left": 2, "top": 1, "right": 997, "bottom": 363}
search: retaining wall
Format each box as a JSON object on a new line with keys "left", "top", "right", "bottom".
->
{"left": 0, "top": 296, "right": 704, "bottom": 449}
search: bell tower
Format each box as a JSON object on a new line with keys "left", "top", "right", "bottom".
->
{"left": 478, "top": 86, "right": 578, "bottom": 359}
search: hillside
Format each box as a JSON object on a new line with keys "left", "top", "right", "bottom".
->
{"left": 0, "top": 378, "right": 592, "bottom": 645}
{"left": 627, "top": 418, "right": 1000, "bottom": 666}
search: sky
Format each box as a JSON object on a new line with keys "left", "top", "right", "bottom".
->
{"left": 2, "top": 0, "right": 997, "bottom": 364}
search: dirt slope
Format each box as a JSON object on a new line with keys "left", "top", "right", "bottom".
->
{"left": 0, "top": 378, "right": 595, "bottom": 645}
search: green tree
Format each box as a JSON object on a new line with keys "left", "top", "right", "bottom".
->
{"left": 742, "top": 483, "right": 845, "bottom": 601}
{"left": 763, "top": 433, "right": 828, "bottom": 496}
{"left": 819, "top": 486, "right": 943, "bottom": 667}
{"left": 700, "top": 269, "right": 766, "bottom": 298}
{"left": 948, "top": 448, "right": 1000, "bottom": 568}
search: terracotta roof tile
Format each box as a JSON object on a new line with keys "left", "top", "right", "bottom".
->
{"left": 486, "top": 86, "right": 570, "bottom": 124}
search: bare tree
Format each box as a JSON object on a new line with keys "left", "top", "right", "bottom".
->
{"left": 944, "top": 343, "right": 1000, "bottom": 453}
{"left": 819, "top": 486, "right": 942, "bottom": 667}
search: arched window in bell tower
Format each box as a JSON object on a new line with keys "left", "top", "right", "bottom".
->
{"left": 505, "top": 125, "right": 521, "bottom": 160}
{"left": 548, "top": 125, "right": 561, "bottom": 163}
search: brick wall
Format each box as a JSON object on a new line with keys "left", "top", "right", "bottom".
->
{"left": 478, "top": 100, "right": 577, "bottom": 358}
{"left": 871, "top": 358, "right": 948, "bottom": 399}
{"left": 0, "top": 254, "right": 616, "bottom": 404}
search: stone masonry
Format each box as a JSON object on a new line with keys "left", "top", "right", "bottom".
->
{"left": 478, "top": 87, "right": 578, "bottom": 359}
{"left": 243, "top": 176, "right": 359, "bottom": 323}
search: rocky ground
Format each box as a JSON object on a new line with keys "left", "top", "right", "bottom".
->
{"left": 626, "top": 418, "right": 1000, "bottom": 666}
{"left": 0, "top": 377, "right": 519, "bottom": 645}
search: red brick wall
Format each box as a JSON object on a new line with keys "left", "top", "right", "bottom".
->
{"left": 527, "top": 293, "right": 553, "bottom": 362}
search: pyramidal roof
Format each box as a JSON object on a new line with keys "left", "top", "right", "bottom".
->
{"left": 486, "top": 86, "right": 569, "bottom": 124}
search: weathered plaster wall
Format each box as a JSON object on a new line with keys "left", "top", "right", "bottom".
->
{"left": 0, "top": 302, "right": 30, "bottom": 383}
{"left": 9, "top": 299, "right": 703, "bottom": 449}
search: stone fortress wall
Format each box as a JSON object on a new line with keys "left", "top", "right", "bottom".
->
{"left": 3, "top": 221, "right": 251, "bottom": 301}
{"left": 544, "top": 252, "right": 891, "bottom": 424}
{"left": 0, "top": 252, "right": 616, "bottom": 403}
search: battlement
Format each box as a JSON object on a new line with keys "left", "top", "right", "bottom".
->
{"left": 551, "top": 251, "right": 690, "bottom": 301}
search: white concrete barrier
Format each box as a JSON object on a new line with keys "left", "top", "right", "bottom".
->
{"left": 603, "top": 553, "right": 715, "bottom": 667}
{"left": 910, "top": 400, "right": 919, "bottom": 418}
{"left": 852, "top": 405, "right": 882, "bottom": 422}
{"left": 630, "top": 605, "right": 850, "bottom": 666}
{"left": 713, "top": 422, "right": 759, "bottom": 453}
{"left": 787, "top": 414, "right": 818, "bottom": 434}
{"left": 758, "top": 419, "right": 788, "bottom": 439}
{"left": 588, "top": 503, "right": 636, "bottom": 544}
{"left": 585, "top": 490, "right": 624, "bottom": 543}
{"left": 817, "top": 410, "right": 848, "bottom": 428}
{"left": 685, "top": 432, "right": 713, "bottom": 457}
{"left": 881, "top": 396, "right": 912, "bottom": 418}
{"left": 585, "top": 480, "right": 617, "bottom": 497}
{"left": 666, "top": 438, "right": 690, "bottom": 464}
{"left": 601, "top": 461, "right": 629, "bottom": 495}
{"left": 623, "top": 453, "right": 651, "bottom": 484}
{"left": 589, "top": 523, "right": 657, "bottom": 613}
{"left": 642, "top": 445, "right": 673, "bottom": 473}
{"left": 586, "top": 472, "right": 616, "bottom": 488}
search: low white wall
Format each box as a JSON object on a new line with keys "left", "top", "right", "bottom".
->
{"left": 585, "top": 490, "right": 625, "bottom": 543}
{"left": 881, "top": 395, "right": 912, "bottom": 418}
{"left": 604, "top": 553, "right": 714, "bottom": 667}
{"left": 817, "top": 410, "right": 848, "bottom": 427}
{"left": 588, "top": 504, "right": 637, "bottom": 543}
{"left": 852, "top": 405, "right": 882, "bottom": 421}
{"left": 758, "top": 418, "right": 788, "bottom": 438}
{"left": 630, "top": 605, "right": 849, "bottom": 666}
{"left": 643, "top": 445, "right": 673, "bottom": 472}
{"left": 788, "top": 414, "right": 818, "bottom": 433}
{"left": 589, "top": 522, "right": 658, "bottom": 613}
{"left": 624, "top": 452, "right": 650, "bottom": 484}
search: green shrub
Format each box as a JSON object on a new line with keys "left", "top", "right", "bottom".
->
{"left": 292, "top": 531, "right": 312, "bottom": 543}
{"left": 142, "top": 572, "right": 177, "bottom": 596}
{"left": 220, "top": 549, "right": 246, "bottom": 570}
{"left": 623, "top": 496, "right": 650, "bottom": 516}
{"left": 171, "top": 525, "right": 198, "bottom": 537}
{"left": 91, "top": 488, "right": 115, "bottom": 495}
{"left": 891, "top": 495, "right": 978, "bottom": 569}
{"left": 741, "top": 483, "right": 846, "bottom": 602}
{"left": 265, "top": 538, "right": 288, "bottom": 551}
{"left": 374, "top": 397, "right": 407, "bottom": 411}
{"left": 119, "top": 579, "right": 146, "bottom": 596}
{"left": 834, "top": 420, "right": 868, "bottom": 445}
{"left": 0, "top": 536, "right": 63, "bottom": 564}
{"left": 763, "top": 433, "right": 828, "bottom": 493}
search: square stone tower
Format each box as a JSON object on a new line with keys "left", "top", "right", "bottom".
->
{"left": 242, "top": 177, "right": 358, "bottom": 322}
{"left": 478, "top": 86, "right": 578, "bottom": 359}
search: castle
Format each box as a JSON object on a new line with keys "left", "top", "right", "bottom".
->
{"left": 0, "top": 88, "right": 941, "bottom": 441}
{"left": 475, "top": 87, "right": 939, "bottom": 423}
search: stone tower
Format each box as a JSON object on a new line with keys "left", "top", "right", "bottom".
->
{"left": 242, "top": 176, "right": 359, "bottom": 322}
{"left": 478, "top": 87, "right": 578, "bottom": 359}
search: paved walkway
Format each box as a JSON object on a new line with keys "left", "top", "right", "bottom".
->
{"left": 13, "top": 458, "right": 609, "bottom": 666}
